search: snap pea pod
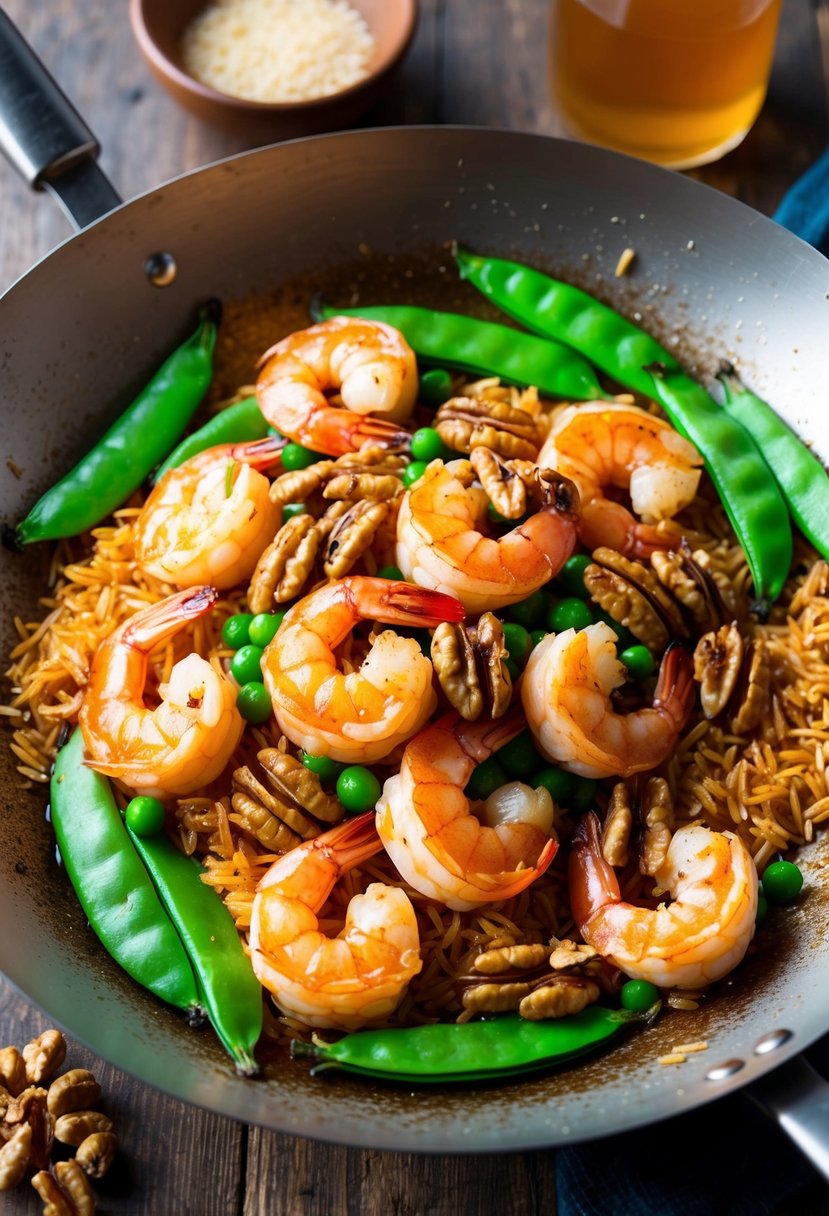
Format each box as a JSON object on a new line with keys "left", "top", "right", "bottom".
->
{"left": 717, "top": 363, "right": 829, "bottom": 562}
{"left": 311, "top": 299, "right": 608, "bottom": 401}
{"left": 292, "top": 1004, "right": 655, "bottom": 1083}
{"left": 50, "top": 730, "right": 199, "bottom": 1012}
{"left": 455, "top": 245, "right": 793, "bottom": 610}
{"left": 15, "top": 302, "right": 220, "bottom": 544}
{"left": 125, "top": 825, "right": 263, "bottom": 1076}
{"left": 154, "top": 395, "right": 270, "bottom": 483}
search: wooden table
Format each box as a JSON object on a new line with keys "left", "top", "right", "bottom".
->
{"left": 1, "top": 1, "right": 828, "bottom": 1212}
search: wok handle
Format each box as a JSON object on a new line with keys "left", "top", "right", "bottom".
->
{"left": 0, "top": 8, "right": 121, "bottom": 230}
{"left": 747, "top": 1055, "right": 829, "bottom": 1182}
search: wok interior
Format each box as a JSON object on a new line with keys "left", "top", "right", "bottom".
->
{"left": 1, "top": 129, "right": 828, "bottom": 1151}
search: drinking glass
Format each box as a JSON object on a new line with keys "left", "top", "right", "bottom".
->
{"left": 549, "top": 0, "right": 783, "bottom": 169}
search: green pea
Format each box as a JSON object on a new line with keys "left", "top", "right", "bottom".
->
{"left": 497, "top": 730, "right": 542, "bottom": 778}
{"left": 502, "top": 622, "right": 532, "bottom": 669}
{"left": 403, "top": 461, "right": 429, "bottom": 488}
{"left": 337, "top": 766, "right": 382, "bottom": 815}
{"left": 755, "top": 886, "right": 769, "bottom": 925}
{"left": 230, "top": 644, "right": 264, "bottom": 686}
{"left": 281, "top": 502, "right": 307, "bottom": 521}
{"left": 410, "top": 427, "right": 451, "bottom": 463}
{"left": 534, "top": 765, "right": 575, "bottom": 804}
{"left": 569, "top": 777, "right": 598, "bottom": 813}
{"left": 465, "top": 757, "right": 508, "bottom": 802}
{"left": 281, "top": 442, "right": 326, "bottom": 471}
{"left": 221, "top": 613, "right": 253, "bottom": 650}
{"left": 555, "top": 553, "right": 593, "bottom": 598}
{"left": 620, "top": 644, "right": 656, "bottom": 680}
{"left": 530, "top": 629, "right": 548, "bottom": 649}
{"left": 377, "top": 565, "right": 405, "bottom": 581}
{"left": 248, "top": 612, "right": 284, "bottom": 648}
{"left": 762, "top": 859, "right": 804, "bottom": 904}
{"left": 236, "top": 682, "right": 272, "bottom": 724}
{"left": 620, "top": 979, "right": 660, "bottom": 1012}
{"left": 125, "top": 795, "right": 166, "bottom": 838}
{"left": 301, "top": 752, "right": 344, "bottom": 783}
{"left": 507, "top": 590, "right": 551, "bottom": 631}
{"left": 548, "top": 597, "right": 593, "bottom": 633}
{"left": 419, "top": 368, "right": 454, "bottom": 407}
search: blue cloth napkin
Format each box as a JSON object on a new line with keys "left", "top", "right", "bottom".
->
{"left": 555, "top": 152, "right": 829, "bottom": 1216}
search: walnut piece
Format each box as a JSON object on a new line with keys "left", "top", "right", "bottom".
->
{"left": 469, "top": 447, "right": 529, "bottom": 519}
{"left": 435, "top": 395, "right": 541, "bottom": 461}
{"left": 22, "top": 1033, "right": 66, "bottom": 1087}
{"left": 650, "top": 543, "right": 732, "bottom": 635}
{"left": 247, "top": 513, "right": 321, "bottom": 611}
{"left": 0, "top": 1048, "right": 26, "bottom": 1097}
{"left": 519, "top": 978, "right": 600, "bottom": 1020}
{"left": 693, "top": 622, "right": 744, "bottom": 720}
{"left": 231, "top": 770, "right": 309, "bottom": 852}
{"left": 461, "top": 982, "right": 532, "bottom": 1014}
{"left": 268, "top": 461, "right": 335, "bottom": 507}
{"left": 323, "top": 471, "right": 403, "bottom": 502}
{"left": 730, "top": 638, "right": 771, "bottom": 734}
{"left": 4, "top": 1086, "right": 53, "bottom": 1170}
{"left": 75, "top": 1131, "right": 118, "bottom": 1180}
{"left": 639, "top": 776, "right": 674, "bottom": 877}
{"left": 323, "top": 498, "right": 396, "bottom": 579}
{"left": 431, "top": 613, "right": 511, "bottom": 721}
{"left": 472, "top": 943, "right": 550, "bottom": 974}
{"left": 53, "top": 1111, "right": 114, "bottom": 1148}
{"left": 257, "top": 748, "right": 343, "bottom": 825}
{"left": 602, "top": 783, "right": 633, "bottom": 868}
{"left": 585, "top": 548, "right": 688, "bottom": 653}
{"left": 45, "top": 1071, "right": 101, "bottom": 1120}
{"left": 547, "top": 940, "right": 599, "bottom": 971}
{"left": 0, "top": 1123, "right": 31, "bottom": 1191}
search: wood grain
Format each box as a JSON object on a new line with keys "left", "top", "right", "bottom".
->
{"left": 1, "top": 0, "right": 828, "bottom": 1212}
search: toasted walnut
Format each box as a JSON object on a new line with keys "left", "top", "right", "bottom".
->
{"left": 0, "top": 1048, "right": 26, "bottom": 1098}
{"left": 257, "top": 748, "right": 342, "bottom": 824}
{"left": 269, "top": 461, "right": 335, "bottom": 507}
{"left": 694, "top": 622, "right": 744, "bottom": 720}
{"left": 45, "top": 1072, "right": 100, "bottom": 1120}
{"left": 469, "top": 447, "right": 529, "bottom": 519}
{"left": 431, "top": 613, "right": 511, "bottom": 721}
{"left": 650, "top": 543, "right": 731, "bottom": 634}
{"left": 53, "top": 1111, "right": 114, "bottom": 1148}
{"left": 640, "top": 776, "right": 674, "bottom": 877}
{"left": 22, "top": 1033, "right": 66, "bottom": 1087}
{"left": 435, "top": 395, "right": 541, "bottom": 461}
{"left": 75, "top": 1131, "right": 118, "bottom": 1180}
{"left": 585, "top": 547, "right": 688, "bottom": 653}
{"left": 602, "top": 783, "right": 633, "bottom": 868}
{"left": 323, "top": 498, "right": 395, "bottom": 579}
{"left": 462, "top": 982, "right": 532, "bottom": 1014}
{"left": 0, "top": 1123, "right": 31, "bottom": 1190}
{"left": 547, "top": 940, "right": 599, "bottom": 971}
{"left": 4, "top": 1086, "right": 53, "bottom": 1171}
{"left": 53, "top": 1160, "right": 95, "bottom": 1216}
{"left": 248, "top": 514, "right": 321, "bottom": 611}
{"left": 730, "top": 639, "right": 771, "bottom": 734}
{"left": 32, "top": 1169, "right": 74, "bottom": 1216}
{"left": 231, "top": 769, "right": 310, "bottom": 852}
{"left": 519, "top": 978, "right": 600, "bottom": 1021}
{"left": 323, "top": 471, "right": 403, "bottom": 502}
{"left": 472, "top": 943, "right": 550, "bottom": 974}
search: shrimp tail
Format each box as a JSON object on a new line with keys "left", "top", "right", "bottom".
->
{"left": 228, "top": 433, "right": 287, "bottom": 468}
{"left": 124, "top": 585, "right": 219, "bottom": 650}
{"left": 454, "top": 706, "right": 525, "bottom": 763}
{"left": 536, "top": 469, "right": 581, "bottom": 521}
{"left": 355, "top": 577, "right": 465, "bottom": 627}
{"left": 654, "top": 642, "right": 696, "bottom": 731}
{"left": 320, "top": 810, "right": 386, "bottom": 869}
{"left": 568, "top": 812, "right": 621, "bottom": 936}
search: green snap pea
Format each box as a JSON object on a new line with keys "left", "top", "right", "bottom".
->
{"left": 293, "top": 1005, "right": 656, "bottom": 1082}
{"left": 15, "top": 303, "right": 220, "bottom": 544}
{"left": 50, "top": 730, "right": 199, "bottom": 1012}
{"left": 312, "top": 299, "right": 607, "bottom": 401}
{"left": 718, "top": 363, "right": 829, "bottom": 561}
{"left": 455, "top": 246, "right": 793, "bottom": 611}
{"left": 126, "top": 822, "right": 263, "bottom": 1075}
{"left": 153, "top": 396, "right": 270, "bottom": 482}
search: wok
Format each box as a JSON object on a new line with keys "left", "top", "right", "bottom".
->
{"left": 2, "top": 10, "right": 829, "bottom": 1170}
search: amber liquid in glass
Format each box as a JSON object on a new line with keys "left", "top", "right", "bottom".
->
{"left": 550, "top": 0, "right": 782, "bottom": 168}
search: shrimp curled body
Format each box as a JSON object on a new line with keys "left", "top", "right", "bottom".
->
{"left": 262, "top": 575, "right": 465, "bottom": 764}
{"left": 249, "top": 812, "right": 422, "bottom": 1030}
{"left": 134, "top": 436, "right": 283, "bottom": 590}
{"left": 79, "top": 586, "right": 243, "bottom": 798}
{"left": 522, "top": 622, "right": 694, "bottom": 778}
{"left": 376, "top": 711, "right": 558, "bottom": 911}
{"left": 396, "top": 460, "right": 580, "bottom": 613}
{"left": 537, "top": 402, "right": 702, "bottom": 558}
{"left": 569, "top": 812, "right": 758, "bottom": 989}
{"left": 256, "top": 317, "right": 417, "bottom": 457}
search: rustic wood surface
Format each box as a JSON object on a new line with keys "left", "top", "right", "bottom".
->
{"left": 1, "top": 1, "right": 828, "bottom": 1213}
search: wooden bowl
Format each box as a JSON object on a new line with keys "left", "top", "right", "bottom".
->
{"left": 129, "top": 0, "right": 418, "bottom": 141}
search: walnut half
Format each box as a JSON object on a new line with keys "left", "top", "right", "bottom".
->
{"left": 431, "top": 613, "right": 511, "bottom": 721}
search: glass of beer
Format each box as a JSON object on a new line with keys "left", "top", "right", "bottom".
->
{"left": 549, "top": 0, "right": 782, "bottom": 169}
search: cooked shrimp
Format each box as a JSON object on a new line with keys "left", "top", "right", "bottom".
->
{"left": 569, "top": 812, "right": 757, "bottom": 988}
{"left": 256, "top": 316, "right": 417, "bottom": 457}
{"left": 134, "top": 436, "right": 284, "bottom": 590}
{"left": 262, "top": 575, "right": 464, "bottom": 764}
{"left": 376, "top": 711, "right": 559, "bottom": 911}
{"left": 396, "top": 459, "right": 579, "bottom": 613}
{"left": 522, "top": 622, "right": 694, "bottom": 779}
{"left": 79, "top": 586, "right": 243, "bottom": 798}
{"left": 537, "top": 402, "right": 702, "bottom": 558}
{"left": 249, "top": 812, "right": 421, "bottom": 1030}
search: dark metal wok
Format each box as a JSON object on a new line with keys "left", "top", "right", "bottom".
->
{"left": 2, "top": 11, "right": 829, "bottom": 1169}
